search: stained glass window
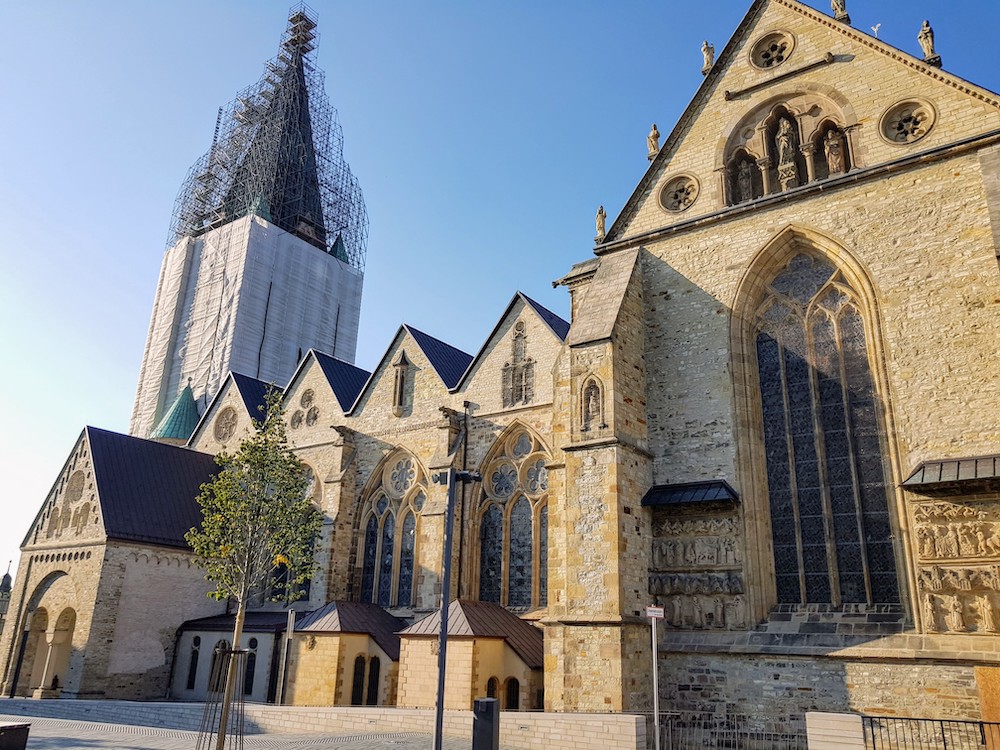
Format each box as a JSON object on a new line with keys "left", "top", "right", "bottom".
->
{"left": 754, "top": 253, "right": 899, "bottom": 605}
{"left": 480, "top": 504, "right": 503, "bottom": 603}
{"left": 361, "top": 515, "right": 378, "bottom": 603}
{"left": 508, "top": 498, "right": 533, "bottom": 607}
{"left": 398, "top": 512, "right": 415, "bottom": 607}
{"left": 539, "top": 505, "right": 548, "bottom": 607}
{"left": 377, "top": 513, "right": 395, "bottom": 607}
{"left": 478, "top": 429, "right": 550, "bottom": 608}
{"left": 186, "top": 637, "right": 200, "bottom": 690}
{"left": 360, "top": 453, "right": 425, "bottom": 607}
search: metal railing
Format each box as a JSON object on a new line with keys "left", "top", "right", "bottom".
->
{"left": 863, "top": 715, "right": 1000, "bottom": 749}
{"left": 649, "top": 712, "right": 807, "bottom": 749}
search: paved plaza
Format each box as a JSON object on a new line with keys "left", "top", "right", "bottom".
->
{"left": 0, "top": 714, "right": 490, "bottom": 750}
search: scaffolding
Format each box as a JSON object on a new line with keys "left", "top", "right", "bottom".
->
{"left": 168, "top": 4, "right": 368, "bottom": 271}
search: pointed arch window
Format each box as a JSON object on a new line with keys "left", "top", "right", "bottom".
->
{"left": 753, "top": 253, "right": 899, "bottom": 605}
{"left": 478, "top": 429, "right": 550, "bottom": 609}
{"left": 358, "top": 454, "right": 426, "bottom": 607}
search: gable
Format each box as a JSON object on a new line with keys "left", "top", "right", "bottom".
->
{"left": 188, "top": 373, "right": 265, "bottom": 454}
{"left": 349, "top": 326, "right": 469, "bottom": 420}
{"left": 608, "top": 0, "right": 1000, "bottom": 246}
{"left": 456, "top": 293, "right": 568, "bottom": 411}
{"left": 23, "top": 430, "right": 105, "bottom": 549}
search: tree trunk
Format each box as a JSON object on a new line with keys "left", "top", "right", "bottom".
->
{"left": 215, "top": 599, "right": 246, "bottom": 750}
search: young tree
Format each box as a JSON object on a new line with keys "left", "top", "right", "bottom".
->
{"left": 186, "top": 389, "right": 321, "bottom": 748}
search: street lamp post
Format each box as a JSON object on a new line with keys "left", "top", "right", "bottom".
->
{"left": 431, "top": 468, "right": 481, "bottom": 750}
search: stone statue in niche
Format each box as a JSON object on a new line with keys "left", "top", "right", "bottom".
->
{"left": 776, "top": 118, "right": 797, "bottom": 165}
{"left": 691, "top": 596, "right": 704, "bottom": 628}
{"left": 946, "top": 595, "right": 966, "bottom": 632}
{"left": 923, "top": 593, "right": 937, "bottom": 631}
{"left": 775, "top": 117, "right": 800, "bottom": 190}
{"left": 701, "top": 40, "right": 715, "bottom": 74}
{"left": 737, "top": 160, "right": 753, "bottom": 203}
{"left": 977, "top": 595, "right": 997, "bottom": 632}
{"left": 918, "top": 20, "right": 935, "bottom": 59}
{"left": 582, "top": 381, "right": 602, "bottom": 431}
{"left": 712, "top": 597, "right": 726, "bottom": 628}
{"left": 647, "top": 123, "right": 660, "bottom": 159}
{"left": 823, "top": 130, "right": 846, "bottom": 174}
{"left": 595, "top": 206, "right": 606, "bottom": 241}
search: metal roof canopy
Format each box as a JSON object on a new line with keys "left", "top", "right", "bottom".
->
{"left": 902, "top": 454, "right": 1000, "bottom": 496}
{"left": 641, "top": 480, "right": 740, "bottom": 507}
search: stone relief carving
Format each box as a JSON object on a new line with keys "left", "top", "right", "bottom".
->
{"left": 918, "top": 564, "right": 1000, "bottom": 633}
{"left": 914, "top": 501, "right": 1000, "bottom": 560}
{"left": 649, "top": 512, "right": 745, "bottom": 629}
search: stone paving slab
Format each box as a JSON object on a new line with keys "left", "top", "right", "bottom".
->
{"left": 0, "top": 714, "right": 488, "bottom": 750}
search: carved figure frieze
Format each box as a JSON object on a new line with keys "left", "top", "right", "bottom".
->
{"left": 913, "top": 501, "right": 1000, "bottom": 561}
{"left": 648, "top": 570, "right": 743, "bottom": 597}
{"left": 652, "top": 535, "right": 741, "bottom": 569}
{"left": 921, "top": 584, "right": 1000, "bottom": 635}
{"left": 659, "top": 593, "right": 746, "bottom": 629}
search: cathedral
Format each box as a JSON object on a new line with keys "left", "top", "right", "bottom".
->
{"left": 2, "top": 0, "right": 1000, "bottom": 735}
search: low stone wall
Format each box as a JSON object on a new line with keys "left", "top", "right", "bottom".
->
{"left": 0, "top": 699, "right": 645, "bottom": 750}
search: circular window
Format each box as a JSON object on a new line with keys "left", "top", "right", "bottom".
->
{"left": 300, "top": 389, "right": 314, "bottom": 408}
{"left": 290, "top": 410, "right": 304, "bottom": 429}
{"left": 750, "top": 31, "right": 794, "bottom": 69}
{"left": 305, "top": 406, "right": 320, "bottom": 426}
{"left": 880, "top": 99, "right": 935, "bottom": 145}
{"left": 659, "top": 174, "right": 700, "bottom": 213}
{"left": 214, "top": 406, "right": 238, "bottom": 441}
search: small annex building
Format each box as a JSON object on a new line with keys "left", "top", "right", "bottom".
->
{"left": 285, "top": 601, "right": 405, "bottom": 707}
{"left": 397, "top": 600, "right": 543, "bottom": 711}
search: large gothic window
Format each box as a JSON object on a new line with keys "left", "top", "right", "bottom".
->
{"left": 754, "top": 253, "right": 898, "bottom": 605}
{"left": 358, "top": 454, "right": 426, "bottom": 607}
{"left": 478, "top": 428, "right": 549, "bottom": 609}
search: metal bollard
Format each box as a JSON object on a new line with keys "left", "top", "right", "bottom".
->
{"left": 472, "top": 697, "right": 499, "bottom": 750}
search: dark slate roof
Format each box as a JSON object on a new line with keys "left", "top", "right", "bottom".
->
{"left": 179, "top": 610, "right": 296, "bottom": 634}
{"left": 149, "top": 383, "right": 201, "bottom": 441}
{"left": 87, "top": 427, "right": 218, "bottom": 548}
{"left": 641, "top": 480, "right": 739, "bottom": 507}
{"left": 404, "top": 325, "right": 473, "bottom": 389}
{"left": 313, "top": 351, "right": 371, "bottom": 411}
{"left": 902, "top": 454, "right": 1000, "bottom": 495}
{"left": 521, "top": 293, "right": 570, "bottom": 341}
{"left": 296, "top": 601, "right": 406, "bottom": 660}
{"left": 400, "top": 600, "right": 543, "bottom": 669}
{"left": 231, "top": 372, "right": 275, "bottom": 421}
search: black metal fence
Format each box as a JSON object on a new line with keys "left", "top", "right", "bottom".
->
{"left": 863, "top": 715, "right": 1000, "bottom": 749}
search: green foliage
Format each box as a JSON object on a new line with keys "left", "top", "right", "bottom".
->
{"left": 186, "top": 389, "right": 322, "bottom": 606}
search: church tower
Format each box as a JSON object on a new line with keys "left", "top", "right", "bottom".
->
{"left": 130, "top": 7, "right": 367, "bottom": 438}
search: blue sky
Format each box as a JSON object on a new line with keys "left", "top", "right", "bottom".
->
{"left": 1, "top": 0, "right": 997, "bottom": 573}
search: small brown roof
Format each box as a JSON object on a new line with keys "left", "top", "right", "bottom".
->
{"left": 400, "top": 600, "right": 543, "bottom": 669}
{"left": 902, "top": 454, "right": 1000, "bottom": 495}
{"left": 296, "top": 601, "right": 406, "bottom": 661}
